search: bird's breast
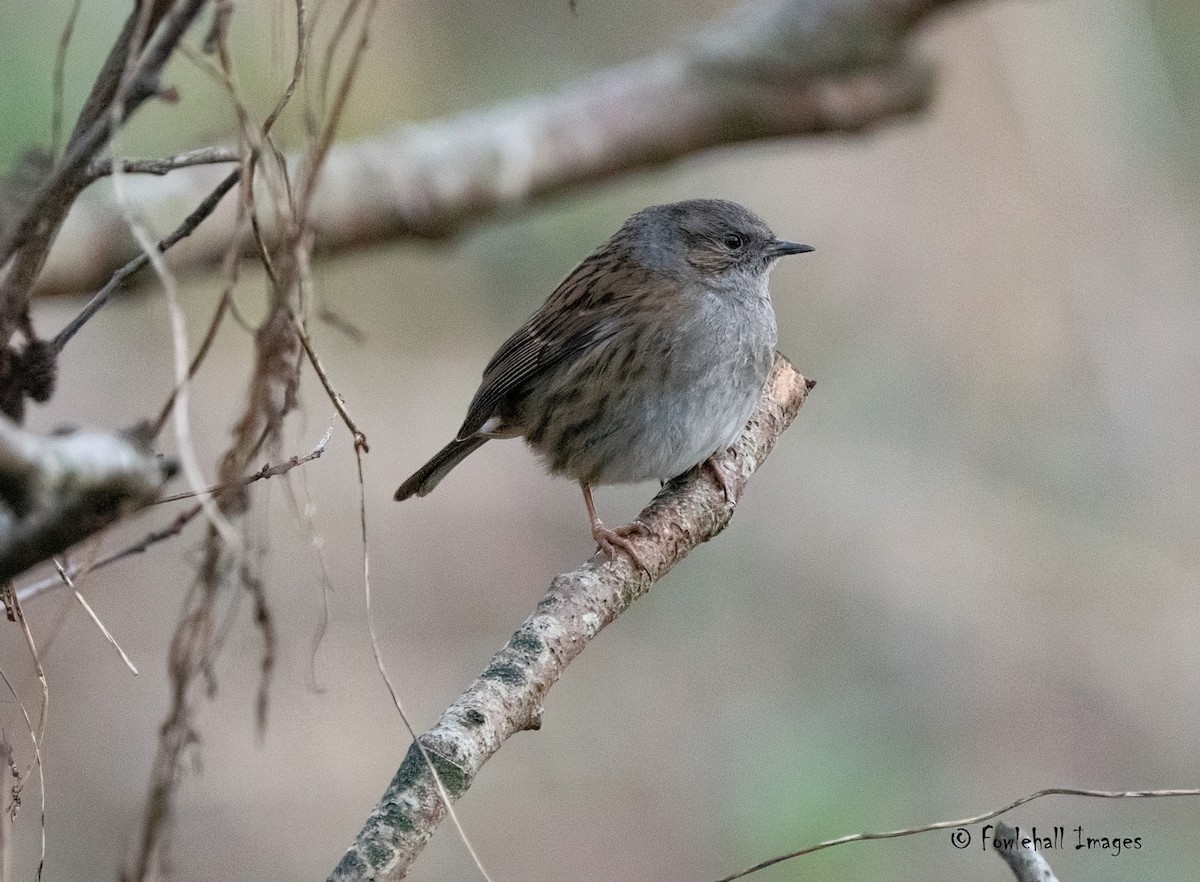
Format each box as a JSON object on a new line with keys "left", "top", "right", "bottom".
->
{"left": 522, "top": 285, "right": 777, "bottom": 485}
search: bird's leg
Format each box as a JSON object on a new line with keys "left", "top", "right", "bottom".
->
{"left": 581, "top": 481, "right": 651, "bottom": 572}
{"left": 703, "top": 452, "right": 741, "bottom": 504}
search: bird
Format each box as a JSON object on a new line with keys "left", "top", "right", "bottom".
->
{"left": 395, "top": 199, "right": 812, "bottom": 568}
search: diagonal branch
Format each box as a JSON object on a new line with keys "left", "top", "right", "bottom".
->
{"left": 39, "top": 0, "right": 971, "bottom": 296}
{"left": 328, "top": 355, "right": 812, "bottom": 882}
{"left": 992, "top": 821, "right": 1060, "bottom": 882}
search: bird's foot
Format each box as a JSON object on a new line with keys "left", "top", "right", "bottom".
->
{"left": 592, "top": 519, "right": 652, "bottom": 573}
{"left": 704, "top": 453, "right": 741, "bottom": 504}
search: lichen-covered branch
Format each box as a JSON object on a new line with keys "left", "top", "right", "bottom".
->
{"left": 39, "top": 0, "right": 969, "bottom": 296}
{"left": 0, "top": 419, "right": 174, "bottom": 585}
{"left": 328, "top": 355, "right": 812, "bottom": 882}
{"left": 992, "top": 821, "right": 1061, "bottom": 882}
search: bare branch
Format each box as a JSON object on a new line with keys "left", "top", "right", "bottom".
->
{"left": 149, "top": 288, "right": 235, "bottom": 436}
{"left": 83, "top": 147, "right": 240, "bottom": 184}
{"left": 329, "top": 355, "right": 812, "bottom": 882}
{"left": 52, "top": 169, "right": 242, "bottom": 353}
{"left": 156, "top": 424, "right": 332, "bottom": 504}
{"left": 39, "top": 0, "right": 967, "bottom": 296}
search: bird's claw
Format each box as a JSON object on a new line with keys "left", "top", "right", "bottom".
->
{"left": 704, "top": 453, "right": 740, "bottom": 504}
{"left": 593, "top": 519, "right": 652, "bottom": 573}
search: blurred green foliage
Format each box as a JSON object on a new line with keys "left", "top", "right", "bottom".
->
{"left": 1150, "top": 0, "right": 1200, "bottom": 173}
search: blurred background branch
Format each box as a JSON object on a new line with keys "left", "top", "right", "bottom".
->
{"left": 38, "top": 0, "right": 966, "bottom": 297}
{"left": 0, "top": 419, "right": 172, "bottom": 586}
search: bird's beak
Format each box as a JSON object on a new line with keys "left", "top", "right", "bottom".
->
{"left": 769, "top": 240, "right": 815, "bottom": 257}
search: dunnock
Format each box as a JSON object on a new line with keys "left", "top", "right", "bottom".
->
{"left": 395, "top": 199, "right": 812, "bottom": 567}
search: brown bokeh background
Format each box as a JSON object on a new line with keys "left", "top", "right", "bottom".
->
{"left": 2, "top": 1, "right": 1199, "bottom": 880}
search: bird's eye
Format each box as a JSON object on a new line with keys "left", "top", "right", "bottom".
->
{"left": 723, "top": 233, "right": 745, "bottom": 250}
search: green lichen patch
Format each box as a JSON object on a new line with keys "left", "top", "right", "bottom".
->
{"left": 428, "top": 751, "right": 472, "bottom": 798}
{"left": 363, "top": 841, "right": 395, "bottom": 869}
{"left": 509, "top": 630, "right": 544, "bottom": 656}
{"left": 462, "top": 708, "right": 486, "bottom": 727}
{"left": 332, "top": 848, "right": 368, "bottom": 877}
{"left": 379, "top": 800, "right": 416, "bottom": 834}
{"left": 482, "top": 660, "right": 525, "bottom": 686}
{"left": 389, "top": 743, "right": 472, "bottom": 801}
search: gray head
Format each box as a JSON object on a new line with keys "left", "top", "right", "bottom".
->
{"left": 621, "top": 199, "right": 812, "bottom": 280}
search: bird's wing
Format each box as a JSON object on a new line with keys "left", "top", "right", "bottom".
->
{"left": 456, "top": 251, "right": 649, "bottom": 439}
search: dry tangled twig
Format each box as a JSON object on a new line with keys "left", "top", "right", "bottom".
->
{"left": 0, "top": 0, "right": 211, "bottom": 421}
{"left": 126, "top": 4, "right": 382, "bottom": 878}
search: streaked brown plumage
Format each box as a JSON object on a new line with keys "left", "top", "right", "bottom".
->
{"left": 395, "top": 199, "right": 812, "bottom": 567}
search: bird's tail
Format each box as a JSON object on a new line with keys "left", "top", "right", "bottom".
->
{"left": 394, "top": 436, "right": 488, "bottom": 501}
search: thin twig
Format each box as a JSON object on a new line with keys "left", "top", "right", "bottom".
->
{"left": 277, "top": 428, "right": 336, "bottom": 694}
{"left": 252, "top": 0, "right": 307, "bottom": 244}
{"left": 201, "top": 0, "right": 233, "bottom": 53}
{"left": 155, "top": 424, "right": 332, "bottom": 503}
{"left": 181, "top": 1, "right": 301, "bottom": 309}
{"left": 50, "top": 0, "right": 85, "bottom": 159}
{"left": 0, "top": 732, "right": 12, "bottom": 882}
{"left": 262, "top": 0, "right": 308, "bottom": 137}
{"left": 354, "top": 445, "right": 494, "bottom": 882}
{"left": 83, "top": 146, "right": 240, "bottom": 183}
{"left": 3, "top": 593, "right": 47, "bottom": 881}
{"left": 316, "top": 0, "right": 362, "bottom": 118}
{"left": 717, "top": 786, "right": 1200, "bottom": 881}
{"left": 293, "top": 315, "right": 367, "bottom": 451}
{"left": 52, "top": 168, "right": 242, "bottom": 352}
{"left": 316, "top": 307, "right": 366, "bottom": 344}
{"left": 0, "top": 671, "right": 44, "bottom": 882}
{"left": 248, "top": 214, "right": 284, "bottom": 299}
{"left": 151, "top": 289, "right": 234, "bottom": 437}
{"left": 300, "top": 0, "right": 378, "bottom": 215}
{"left": 109, "top": 124, "right": 240, "bottom": 553}
{"left": 148, "top": 109, "right": 259, "bottom": 439}
{"left": 53, "top": 560, "right": 138, "bottom": 675}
